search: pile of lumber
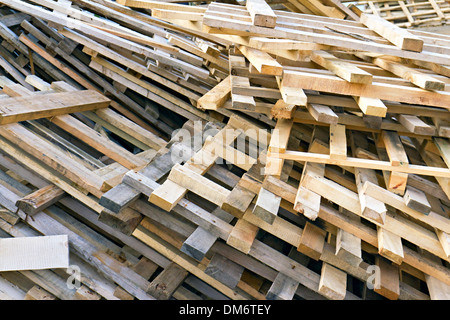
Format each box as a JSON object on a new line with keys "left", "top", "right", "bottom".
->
{"left": 347, "top": 0, "right": 450, "bottom": 28}
{"left": 0, "top": 0, "right": 448, "bottom": 301}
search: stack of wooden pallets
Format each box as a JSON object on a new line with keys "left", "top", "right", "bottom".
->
{"left": 347, "top": 0, "right": 450, "bottom": 28}
{"left": 0, "top": 0, "right": 448, "bottom": 301}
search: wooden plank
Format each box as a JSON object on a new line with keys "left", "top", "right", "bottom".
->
{"left": 297, "top": 222, "right": 326, "bottom": 261}
{"left": 381, "top": 130, "right": 409, "bottom": 167}
{"left": 269, "top": 118, "right": 293, "bottom": 154}
{"left": 360, "top": 13, "right": 424, "bottom": 52}
{"left": 362, "top": 181, "right": 450, "bottom": 234}
{"left": 51, "top": 114, "right": 147, "bottom": 170}
{"left": 377, "top": 226, "right": 404, "bottom": 265}
{"left": 353, "top": 96, "right": 387, "bottom": 117}
{"left": 436, "top": 229, "right": 450, "bottom": 260}
{"left": 237, "top": 45, "right": 283, "bottom": 76}
{"left": 0, "top": 136, "right": 104, "bottom": 213}
{"left": 294, "top": 185, "right": 322, "bottom": 220}
{"left": 270, "top": 99, "right": 297, "bottom": 120}
{"left": 362, "top": 114, "right": 382, "bottom": 130}
{"left": 181, "top": 227, "right": 219, "bottom": 262}
{"left": 329, "top": 124, "right": 347, "bottom": 160}
{"left": 98, "top": 183, "right": 141, "bottom": 214}
{"left": 227, "top": 218, "right": 259, "bottom": 254}
{"left": 281, "top": 69, "right": 450, "bottom": 110}
{"left": 276, "top": 184, "right": 450, "bottom": 287}
{"left": 133, "top": 256, "right": 159, "bottom": 280}
{"left": 197, "top": 75, "right": 231, "bottom": 110}
{"left": 117, "top": 0, "right": 206, "bottom": 12}
{"left": 151, "top": 8, "right": 203, "bottom": 21}
{"left": 100, "top": 140, "right": 193, "bottom": 213}
{"left": 306, "top": 103, "right": 339, "bottom": 124}
{"left": 303, "top": 174, "right": 450, "bottom": 260}
{"left": 203, "top": 136, "right": 257, "bottom": 171}
{"left": 252, "top": 188, "right": 281, "bottom": 225}
{"left": 147, "top": 179, "right": 186, "bottom": 212}
{"left": 432, "top": 118, "right": 450, "bottom": 138}
{"left": 403, "top": 186, "right": 432, "bottom": 215}
{"left": 230, "top": 69, "right": 256, "bottom": 110}
{"left": 246, "top": 0, "right": 277, "bottom": 28}
{"left": 278, "top": 77, "right": 308, "bottom": 106}
{"left": 318, "top": 262, "right": 347, "bottom": 300}
{"left": 24, "top": 285, "right": 57, "bottom": 300}
{"left": 93, "top": 108, "right": 167, "bottom": 150}
{"left": 413, "top": 141, "right": 450, "bottom": 198}
{"left": 398, "top": 115, "right": 436, "bottom": 136}
{"left": 0, "top": 123, "right": 110, "bottom": 197}
{"left": 75, "top": 286, "right": 101, "bottom": 301}
{"left": 15, "top": 184, "right": 65, "bottom": 216}
{"left": 222, "top": 184, "right": 256, "bottom": 219}
{"left": 0, "top": 208, "right": 20, "bottom": 225}
{"left": 19, "top": 33, "right": 98, "bottom": 90}
{"left": 181, "top": 208, "right": 234, "bottom": 261}
{"left": 374, "top": 138, "right": 408, "bottom": 195}
{"left": 425, "top": 274, "right": 450, "bottom": 300}
{"left": 350, "top": 131, "right": 387, "bottom": 224}
{"left": 0, "top": 235, "right": 69, "bottom": 272}
{"left": 0, "top": 89, "right": 109, "bottom": 124}
{"left": 204, "top": 253, "right": 245, "bottom": 289}
{"left": 150, "top": 125, "right": 241, "bottom": 211}
{"left": 98, "top": 206, "right": 143, "bottom": 236}
{"left": 294, "top": 136, "right": 327, "bottom": 220}
{"left": 266, "top": 273, "right": 299, "bottom": 300}
{"left": 433, "top": 137, "right": 450, "bottom": 170}
{"left": 202, "top": 8, "right": 450, "bottom": 65}
{"left": 336, "top": 226, "right": 362, "bottom": 267}
{"left": 167, "top": 163, "right": 231, "bottom": 207}
{"left": 267, "top": 150, "right": 450, "bottom": 178}
{"left": 147, "top": 262, "right": 188, "bottom": 300}
{"left": 369, "top": 56, "right": 445, "bottom": 91}
{"left": 374, "top": 256, "right": 400, "bottom": 300}
{"left": 397, "top": 1, "right": 414, "bottom": 25}
{"left": 311, "top": 50, "right": 372, "bottom": 84}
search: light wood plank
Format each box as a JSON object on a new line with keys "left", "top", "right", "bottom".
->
{"left": 403, "top": 186, "right": 432, "bottom": 215}
{"left": 306, "top": 103, "right": 339, "bottom": 124}
{"left": 197, "top": 75, "right": 231, "bottom": 110}
{"left": 311, "top": 50, "right": 372, "bottom": 84}
{"left": 360, "top": 13, "right": 424, "bottom": 52}
{"left": 246, "top": 0, "right": 277, "bottom": 28}
{"left": 252, "top": 188, "right": 281, "bottom": 225}
{"left": 297, "top": 222, "right": 326, "bottom": 261}
{"left": 227, "top": 218, "right": 259, "bottom": 254}
{"left": 374, "top": 256, "right": 400, "bottom": 300}
{"left": 238, "top": 45, "right": 283, "bottom": 76}
{"left": 51, "top": 114, "right": 147, "bottom": 170}
{"left": 329, "top": 124, "right": 347, "bottom": 160}
{"left": 167, "top": 163, "right": 231, "bottom": 207}
{"left": 353, "top": 96, "right": 387, "bottom": 117}
{"left": 377, "top": 227, "right": 404, "bottom": 265}
{"left": 398, "top": 115, "right": 436, "bottom": 136}
{"left": 318, "top": 263, "right": 347, "bottom": 300}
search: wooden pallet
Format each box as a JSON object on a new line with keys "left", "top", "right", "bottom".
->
{"left": 349, "top": 0, "right": 450, "bottom": 28}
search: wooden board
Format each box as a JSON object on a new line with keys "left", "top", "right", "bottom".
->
{"left": 0, "top": 90, "right": 110, "bottom": 124}
{"left": 360, "top": 13, "right": 424, "bottom": 52}
{"left": 246, "top": 0, "right": 277, "bottom": 28}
